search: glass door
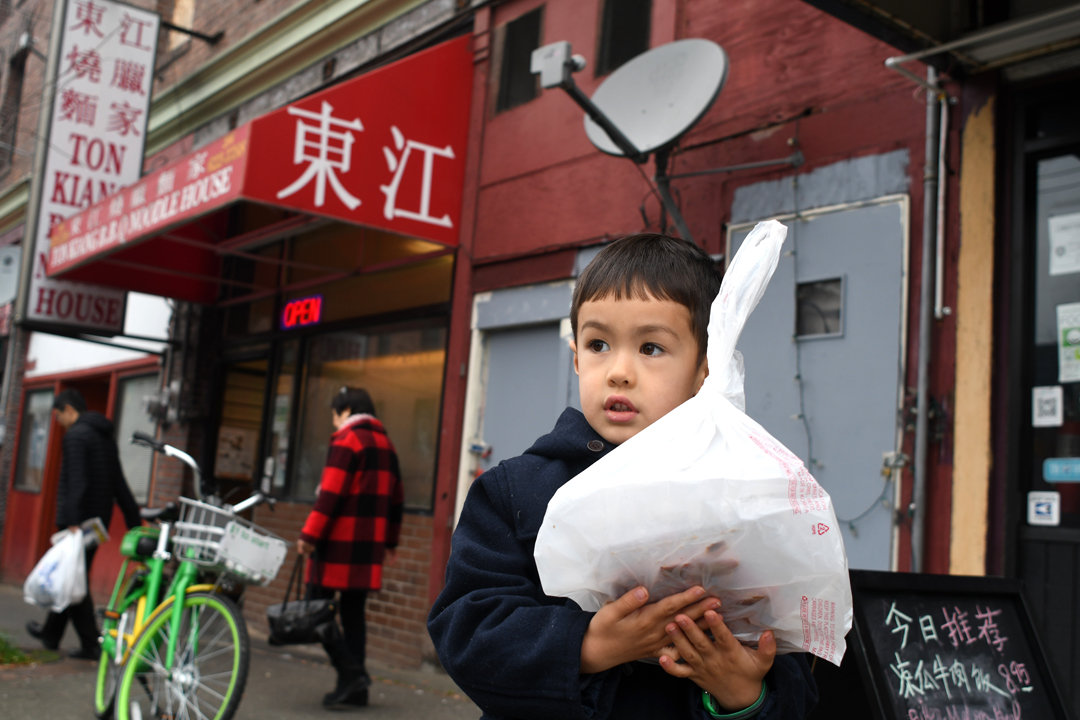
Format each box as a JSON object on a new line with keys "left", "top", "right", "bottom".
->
{"left": 1029, "top": 151, "right": 1080, "bottom": 520}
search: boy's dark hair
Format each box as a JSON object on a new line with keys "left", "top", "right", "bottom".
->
{"left": 332, "top": 386, "right": 376, "bottom": 417}
{"left": 53, "top": 388, "right": 88, "bottom": 413}
{"left": 571, "top": 234, "right": 721, "bottom": 364}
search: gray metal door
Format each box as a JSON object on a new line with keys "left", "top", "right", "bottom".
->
{"left": 477, "top": 323, "right": 579, "bottom": 473}
{"left": 730, "top": 197, "right": 908, "bottom": 571}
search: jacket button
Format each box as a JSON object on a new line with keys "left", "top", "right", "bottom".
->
{"left": 587, "top": 440, "right": 604, "bottom": 452}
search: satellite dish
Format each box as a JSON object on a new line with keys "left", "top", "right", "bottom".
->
{"left": 585, "top": 39, "right": 728, "bottom": 157}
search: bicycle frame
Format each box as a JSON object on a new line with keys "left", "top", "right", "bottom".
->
{"left": 100, "top": 523, "right": 211, "bottom": 670}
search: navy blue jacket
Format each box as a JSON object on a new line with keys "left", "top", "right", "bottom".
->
{"left": 429, "top": 408, "right": 817, "bottom": 720}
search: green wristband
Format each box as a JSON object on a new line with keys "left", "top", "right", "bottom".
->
{"left": 701, "top": 682, "right": 768, "bottom": 719}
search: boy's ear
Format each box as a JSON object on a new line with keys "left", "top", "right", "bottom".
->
{"left": 569, "top": 338, "right": 579, "bottom": 376}
{"left": 694, "top": 358, "right": 709, "bottom": 394}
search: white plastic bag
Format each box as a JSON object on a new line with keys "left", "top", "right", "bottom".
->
{"left": 534, "top": 220, "right": 852, "bottom": 665}
{"left": 24, "top": 529, "right": 88, "bottom": 613}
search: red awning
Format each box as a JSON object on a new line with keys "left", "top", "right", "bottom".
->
{"left": 46, "top": 35, "right": 473, "bottom": 304}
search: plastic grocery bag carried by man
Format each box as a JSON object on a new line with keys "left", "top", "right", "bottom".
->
{"left": 24, "top": 529, "right": 88, "bottom": 613}
{"left": 534, "top": 219, "right": 853, "bottom": 666}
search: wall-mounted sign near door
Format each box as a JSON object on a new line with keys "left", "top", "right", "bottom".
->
{"left": 811, "top": 570, "right": 1070, "bottom": 719}
{"left": 282, "top": 295, "right": 322, "bottom": 330}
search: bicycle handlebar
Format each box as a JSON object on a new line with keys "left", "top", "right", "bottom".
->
{"left": 131, "top": 431, "right": 165, "bottom": 452}
{"left": 229, "top": 492, "right": 275, "bottom": 515}
{"left": 131, "top": 432, "right": 205, "bottom": 502}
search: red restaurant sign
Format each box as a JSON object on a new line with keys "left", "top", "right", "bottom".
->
{"left": 48, "top": 35, "right": 473, "bottom": 278}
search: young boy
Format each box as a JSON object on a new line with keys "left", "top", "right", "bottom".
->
{"left": 428, "top": 235, "right": 817, "bottom": 719}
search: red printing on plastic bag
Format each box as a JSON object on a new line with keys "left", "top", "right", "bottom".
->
{"left": 800, "top": 595, "right": 837, "bottom": 661}
{"left": 748, "top": 434, "right": 828, "bottom": 515}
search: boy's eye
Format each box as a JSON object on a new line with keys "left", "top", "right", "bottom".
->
{"left": 641, "top": 343, "right": 664, "bottom": 356}
{"left": 588, "top": 339, "right": 610, "bottom": 352}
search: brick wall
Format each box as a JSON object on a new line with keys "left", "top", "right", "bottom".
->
{"left": 245, "top": 502, "right": 434, "bottom": 669}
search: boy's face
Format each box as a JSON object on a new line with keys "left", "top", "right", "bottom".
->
{"left": 571, "top": 294, "right": 708, "bottom": 445}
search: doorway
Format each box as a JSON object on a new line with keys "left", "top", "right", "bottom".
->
{"left": 728, "top": 196, "right": 909, "bottom": 572}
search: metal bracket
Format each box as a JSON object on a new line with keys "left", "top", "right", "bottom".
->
{"left": 160, "top": 20, "right": 224, "bottom": 45}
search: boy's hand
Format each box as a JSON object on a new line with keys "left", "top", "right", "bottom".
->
{"left": 658, "top": 610, "right": 775, "bottom": 711}
{"left": 580, "top": 586, "right": 722, "bottom": 674}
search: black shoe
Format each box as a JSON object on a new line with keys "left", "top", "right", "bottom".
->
{"left": 68, "top": 646, "right": 100, "bottom": 661}
{"left": 25, "top": 621, "right": 59, "bottom": 650}
{"left": 323, "top": 676, "right": 371, "bottom": 709}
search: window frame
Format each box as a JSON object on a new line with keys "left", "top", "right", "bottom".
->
{"left": 113, "top": 371, "right": 162, "bottom": 505}
{"left": 11, "top": 386, "right": 56, "bottom": 493}
{"left": 212, "top": 308, "right": 451, "bottom": 515}
{"left": 594, "top": 0, "right": 652, "bottom": 78}
{"left": 493, "top": 5, "right": 544, "bottom": 115}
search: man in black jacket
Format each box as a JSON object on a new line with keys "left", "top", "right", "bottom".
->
{"left": 26, "top": 388, "right": 142, "bottom": 660}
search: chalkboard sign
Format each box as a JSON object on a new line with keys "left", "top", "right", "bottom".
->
{"left": 845, "top": 570, "right": 1070, "bottom": 720}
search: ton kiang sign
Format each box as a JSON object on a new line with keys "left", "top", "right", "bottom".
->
{"left": 47, "top": 34, "right": 473, "bottom": 279}
{"left": 48, "top": 127, "right": 247, "bottom": 268}
{"left": 30, "top": 0, "right": 158, "bottom": 333}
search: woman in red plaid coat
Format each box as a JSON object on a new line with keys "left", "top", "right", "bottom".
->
{"left": 297, "top": 386, "right": 404, "bottom": 709}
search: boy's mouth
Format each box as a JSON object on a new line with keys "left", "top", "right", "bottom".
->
{"left": 604, "top": 395, "right": 638, "bottom": 423}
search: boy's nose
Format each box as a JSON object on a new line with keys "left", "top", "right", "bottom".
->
{"left": 607, "top": 352, "right": 635, "bottom": 386}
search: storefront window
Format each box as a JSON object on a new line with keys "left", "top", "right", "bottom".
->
{"left": 15, "top": 389, "right": 54, "bottom": 492}
{"left": 291, "top": 323, "right": 447, "bottom": 509}
{"left": 1030, "top": 152, "right": 1080, "bottom": 522}
{"left": 114, "top": 374, "right": 159, "bottom": 504}
{"left": 213, "top": 358, "right": 267, "bottom": 489}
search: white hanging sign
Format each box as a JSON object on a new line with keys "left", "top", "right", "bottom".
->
{"left": 26, "top": 0, "right": 159, "bottom": 333}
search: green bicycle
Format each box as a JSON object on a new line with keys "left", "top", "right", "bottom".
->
{"left": 94, "top": 432, "right": 287, "bottom": 720}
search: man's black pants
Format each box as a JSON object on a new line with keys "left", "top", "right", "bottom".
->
{"left": 306, "top": 585, "right": 368, "bottom": 670}
{"left": 40, "top": 545, "right": 99, "bottom": 651}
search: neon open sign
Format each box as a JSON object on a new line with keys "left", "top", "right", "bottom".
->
{"left": 282, "top": 295, "right": 323, "bottom": 329}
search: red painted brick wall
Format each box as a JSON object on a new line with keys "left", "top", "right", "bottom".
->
{"left": 245, "top": 502, "right": 434, "bottom": 669}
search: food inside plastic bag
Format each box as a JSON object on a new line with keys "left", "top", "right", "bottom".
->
{"left": 534, "top": 220, "right": 852, "bottom": 665}
{"left": 24, "top": 528, "right": 88, "bottom": 613}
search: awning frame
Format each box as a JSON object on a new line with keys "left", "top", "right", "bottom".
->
{"left": 885, "top": 4, "right": 1080, "bottom": 94}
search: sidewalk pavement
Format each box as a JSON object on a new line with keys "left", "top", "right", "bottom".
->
{"left": 0, "top": 582, "right": 480, "bottom": 719}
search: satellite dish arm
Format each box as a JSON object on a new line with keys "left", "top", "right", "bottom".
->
{"left": 531, "top": 42, "right": 647, "bottom": 164}
{"left": 560, "top": 81, "right": 647, "bottom": 164}
{"left": 531, "top": 41, "right": 692, "bottom": 242}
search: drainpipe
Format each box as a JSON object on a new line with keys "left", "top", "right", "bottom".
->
{"left": 911, "top": 67, "right": 941, "bottom": 574}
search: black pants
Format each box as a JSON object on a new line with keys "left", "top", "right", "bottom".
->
{"left": 41, "top": 545, "right": 98, "bottom": 651}
{"left": 307, "top": 585, "right": 368, "bottom": 669}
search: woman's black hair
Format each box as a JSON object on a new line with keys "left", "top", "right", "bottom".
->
{"left": 571, "top": 234, "right": 722, "bottom": 365}
{"left": 332, "top": 386, "right": 376, "bottom": 417}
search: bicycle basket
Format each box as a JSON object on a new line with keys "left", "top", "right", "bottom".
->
{"left": 171, "top": 497, "right": 288, "bottom": 586}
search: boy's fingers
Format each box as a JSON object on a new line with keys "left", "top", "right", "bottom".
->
{"left": 705, "top": 609, "right": 742, "bottom": 653}
{"left": 658, "top": 655, "right": 694, "bottom": 679}
{"left": 665, "top": 621, "right": 702, "bottom": 666}
{"left": 652, "top": 645, "right": 681, "bottom": 662}
{"left": 655, "top": 586, "right": 706, "bottom": 616}
{"left": 751, "top": 630, "right": 778, "bottom": 669}
{"left": 677, "top": 613, "right": 717, "bottom": 654}
{"left": 679, "top": 596, "right": 723, "bottom": 622}
{"left": 610, "top": 586, "right": 650, "bottom": 618}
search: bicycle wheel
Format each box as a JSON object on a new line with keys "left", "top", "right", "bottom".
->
{"left": 94, "top": 646, "right": 121, "bottom": 718}
{"left": 115, "top": 593, "right": 250, "bottom": 720}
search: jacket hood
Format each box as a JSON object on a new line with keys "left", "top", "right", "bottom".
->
{"left": 522, "top": 407, "right": 617, "bottom": 462}
{"left": 492, "top": 408, "right": 619, "bottom": 542}
{"left": 77, "top": 411, "right": 115, "bottom": 437}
